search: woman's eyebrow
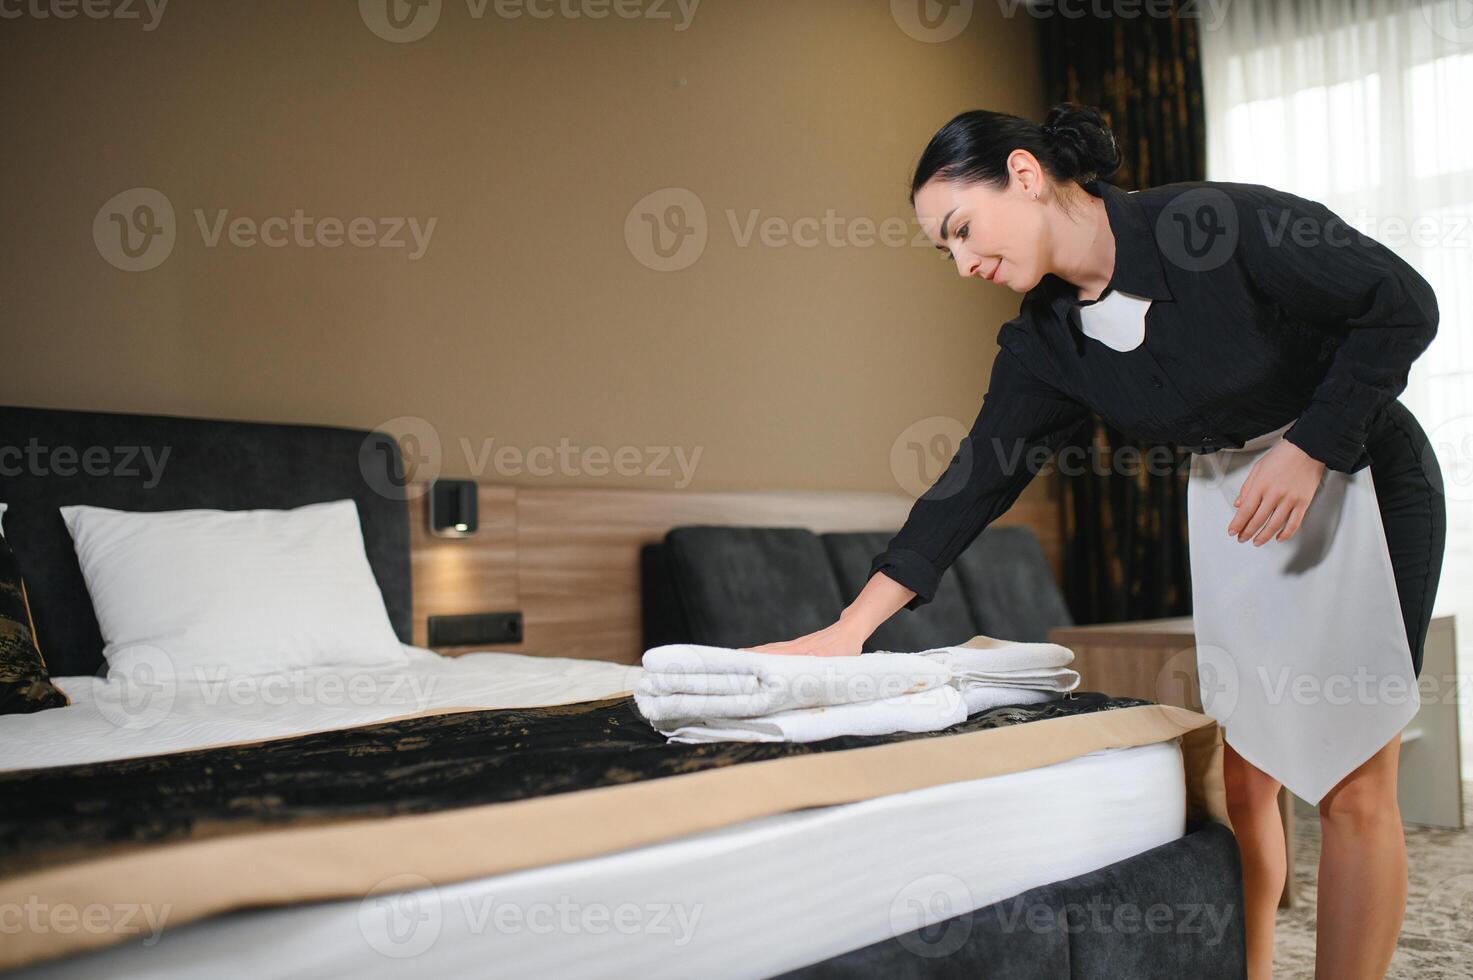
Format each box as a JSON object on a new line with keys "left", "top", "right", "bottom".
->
{"left": 938, "top": 207, "right": 960, "bottom": 240}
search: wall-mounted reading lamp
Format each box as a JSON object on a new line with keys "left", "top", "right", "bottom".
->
{"left": 429, "top": 479, "right": 478, "bottom": 538}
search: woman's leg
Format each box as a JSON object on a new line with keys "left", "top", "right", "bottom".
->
{"left": 1223, "top": 738, "right": 1285, "bottom": 980}
{"left": 1314, "top": 732, "right": 1406, "bottom": 979}
{"left": 1310, "top": 401, "right": 1436, "bottom": 976}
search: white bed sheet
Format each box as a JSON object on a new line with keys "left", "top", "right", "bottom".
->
{"left": 0, "top": 645, "right": 643, "bottom": 772}
{"left": 2, "top": 651, "right": 1189, "bottom": 979}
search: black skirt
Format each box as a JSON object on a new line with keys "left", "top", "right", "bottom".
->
{"left": 1366, "top": 399, "right": 1446, "bottom": 678}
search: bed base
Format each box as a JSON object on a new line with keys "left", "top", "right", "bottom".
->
{"left": 777, "top": 819, "right": 1244, "bottom": 979}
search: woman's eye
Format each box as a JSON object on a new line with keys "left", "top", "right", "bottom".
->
{"left": 957, "top": 224, "right": 969, "bottom": 241}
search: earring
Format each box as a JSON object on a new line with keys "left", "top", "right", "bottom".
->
{"left": 1032, "top": 192, "right": 1039, "bottom": 200}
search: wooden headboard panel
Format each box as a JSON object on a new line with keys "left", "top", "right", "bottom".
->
{"left": 409, "top": 484, "right": 1061, "bottom": 664}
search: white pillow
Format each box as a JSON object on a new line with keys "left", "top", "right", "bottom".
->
{"left": 60, "top": 499, "right": 409, "bottom": 678}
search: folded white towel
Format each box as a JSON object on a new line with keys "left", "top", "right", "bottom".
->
{"left": 957, "top": 684, "right": 1060, "bottom": 715}
{"left": 946, "top": 665, "right": 1080, "bottom": 692}
{"left": 920, "top": 634, "right": 1076, "bottom": 673}
{"left": 634, "top": 635, "right": 1082, "bottom": 744}
{"left": 656, "top": 684, "right": 968, "bottom": 744}
{"left": 917, "top": 636, "right": 1080, "bottom": 702}
{"left": 634, "top": 644, "right": 952, "bottom": 724}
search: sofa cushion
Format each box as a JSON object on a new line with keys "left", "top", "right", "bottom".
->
{"left": 953, "top": 526, "right": 1074, "bottom": 642}
{"left": 639, "top": 542, "right": 692, "bottom": 650}
{"left": 821, "top": 531, "right": 978, "bottom": 653}
{"left": 663, "top": 526, "right": 845, "bottom": 649}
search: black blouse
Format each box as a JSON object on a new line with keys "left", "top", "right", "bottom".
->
{"left": 869, "top": 176, "right": 1440, "bottom": 611}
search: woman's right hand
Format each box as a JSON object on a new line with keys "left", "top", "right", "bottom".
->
{"left": 740, "top": 570, "right": 918, "bottom": 656}
{"left": 740, "top": 617, "right": 867, "bottom": 657}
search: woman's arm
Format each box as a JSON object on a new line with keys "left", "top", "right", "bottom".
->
{"left": 1220, "top": 185, "right": 1439, "bottom": 545}
{"left": 744, "top": 345, "right": 1090, "bottom": 655}
{"left": 1235, "top": 185, "right": 1440, "bottom": 472}
{"left": 866, "top": 344, "right": 1091, "bottom": 612}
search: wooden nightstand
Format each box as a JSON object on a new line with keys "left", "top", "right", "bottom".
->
{"left": 1048, "top": 613, "right": 1463, "bottom": 910}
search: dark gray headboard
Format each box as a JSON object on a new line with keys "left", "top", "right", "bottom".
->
{"left": 0, "top": 405, "right": 413, "bottom": 677}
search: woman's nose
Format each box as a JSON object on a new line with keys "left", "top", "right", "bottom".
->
{"left": 957, "top": 254, "right": 981, "bottom": 278}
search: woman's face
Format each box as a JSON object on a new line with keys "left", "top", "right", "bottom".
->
{"left": 914, "top": 164, "right": 1048, "bottom": 291}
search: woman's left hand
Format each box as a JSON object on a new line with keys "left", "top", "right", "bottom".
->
{"left": 1227, "top": 438, "right": 1327, "bottom": 545}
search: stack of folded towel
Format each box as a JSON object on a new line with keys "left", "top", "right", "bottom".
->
{"left": 927, "top": 634, "right": 1080, "bottom": 713}
{"left": 633, "top": 634, "right": 1080, "bottom": 744}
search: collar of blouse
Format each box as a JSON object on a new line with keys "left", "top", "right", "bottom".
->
{"left": 1039, "top": 177, "right": 1177, "bottom": 306}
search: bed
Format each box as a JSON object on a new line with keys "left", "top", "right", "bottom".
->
{"left": 0, "top": 405, "right": 1246, "bottom": 979}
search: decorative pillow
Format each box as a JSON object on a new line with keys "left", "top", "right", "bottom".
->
{"left": 0, "top": 505, "right": 71, "bottom": 714}
{"left": 60, "top": 499, "right": 409, "bottom": 679}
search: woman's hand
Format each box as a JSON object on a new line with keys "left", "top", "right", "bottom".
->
{"left": 1227, "top": 438, "right": 1326, "bottom": 545}
{"left": 741, "top": 617, "right": 867, "bottom": 657}
{"left": 741, "top": 569, "right": 915, "bottom": 656}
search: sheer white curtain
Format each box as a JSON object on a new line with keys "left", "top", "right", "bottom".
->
{"left": 1201, "top": 0, "right": 1473, "bottom": 775}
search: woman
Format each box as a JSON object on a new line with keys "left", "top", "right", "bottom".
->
{"left": 746, "top": 103, "right": 1445, "bottom": 979}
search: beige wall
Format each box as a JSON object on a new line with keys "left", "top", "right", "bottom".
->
{"left": 1, "top": 0, "right": 1051, "bottom": 500}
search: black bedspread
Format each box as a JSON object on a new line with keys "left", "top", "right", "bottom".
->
{"left": 1, "top": 690, "right": 1152, "bottom": 873}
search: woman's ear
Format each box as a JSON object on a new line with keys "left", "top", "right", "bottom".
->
{"left": 1006, "top": 148, "right": 1046, "bottom": 198}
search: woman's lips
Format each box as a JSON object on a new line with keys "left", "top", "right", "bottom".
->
{"left": 985, "top": 259, "right": 1001, "bottom": 281}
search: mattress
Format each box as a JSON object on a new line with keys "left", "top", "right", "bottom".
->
{"left": 1, "top": 651, "right": 1189, "bottom": 979}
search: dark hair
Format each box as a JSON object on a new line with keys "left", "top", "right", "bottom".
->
{"left": 908, "top": 102, "right": 1121, "bottom": 206}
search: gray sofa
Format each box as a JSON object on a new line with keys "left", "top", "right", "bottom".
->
{"left": 641, "top": 524, "right": 1075, "bottom": 652}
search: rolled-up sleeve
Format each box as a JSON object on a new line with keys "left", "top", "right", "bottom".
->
{"left": 868, "top": 344, "right": 1090, "bottom": 611}
{"left": 1235, "top": 187, "right": 1439, "bottom": 472}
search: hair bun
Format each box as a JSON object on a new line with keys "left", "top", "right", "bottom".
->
{"left": 1041, "top": 102, "right": 1121, "bottom": 183}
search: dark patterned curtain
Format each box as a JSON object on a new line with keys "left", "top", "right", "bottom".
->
{"left": 1039, "top": 4, "right": 1207, "bottom": 623}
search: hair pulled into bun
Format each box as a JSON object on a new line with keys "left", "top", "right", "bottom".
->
{"left": 1039, "top": 102, "right": 1121, "bottom": 184}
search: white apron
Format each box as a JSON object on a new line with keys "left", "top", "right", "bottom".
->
{"left": 1186, "top": 420, "right": 1421, "bottom": 806}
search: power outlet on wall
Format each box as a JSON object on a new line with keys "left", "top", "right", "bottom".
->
{"left": 427, "top": 612, "right": 523, "bottom": 647}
